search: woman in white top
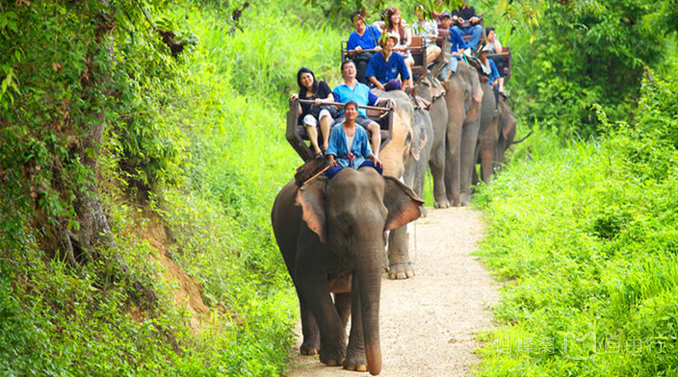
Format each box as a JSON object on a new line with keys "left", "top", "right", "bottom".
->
{"left": 384, "top": 6, "right": 414, "bottom": 80}
{"left": 485, "top": 26, "right": 503, "bottom": 54}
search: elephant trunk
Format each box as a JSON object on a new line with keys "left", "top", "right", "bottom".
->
{"left": 356, "top": 255, "right": 383, "bottom": 375}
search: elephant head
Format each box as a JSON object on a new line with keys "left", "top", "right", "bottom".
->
{"left": 292, "top": 168, "right": 423, "bottom": 375}
{"left": 372, "top": 89, "right": 414, "bottom": 179}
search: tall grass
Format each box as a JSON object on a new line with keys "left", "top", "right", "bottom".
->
{"left": 472, "top": 72, "right": 678, "bottom": 376}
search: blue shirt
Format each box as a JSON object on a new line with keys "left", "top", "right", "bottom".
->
{"left": 449, "top": 28, "right": 467, "bottom": 53}
{"left": 326, "top": 124, "right": 373, "bottom": 168}
{"left": 347, "top": 25, "right": 381, "bottom": 51}
{"left": 365, "top": 51, "right": 410, "bottom": 85}
{"left": 488, "top": 59, "right": 500, "bottom": 84}
{"left": 332, "top": 82, "right": 379, "bottom": 117}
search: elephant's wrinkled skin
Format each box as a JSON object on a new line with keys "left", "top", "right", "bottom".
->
{"left": 443, "top": 61, "right": 483, "bottom": 206}
{"left": 272, "top": 168, "right": 423, "bottom": 375}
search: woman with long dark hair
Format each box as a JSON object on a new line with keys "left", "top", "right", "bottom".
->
{"left": 289, "top": 67, "right": 336, "bottom": 158}
{"left": 384, "top": 6, "right": 414, "bottom": 80}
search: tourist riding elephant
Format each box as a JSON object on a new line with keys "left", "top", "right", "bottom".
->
{"left": 413, "top": 76, "right": 449, "bottom": 208}
{"left": 272, "top": 168, "right": 423, "bottom": 375}
{"left": 476, "top": 96, "right": 517, "bottom": 183}
{"left": 443, "top": 60, "right": 483, "bottom": 206}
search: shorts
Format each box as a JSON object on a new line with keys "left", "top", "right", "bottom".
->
{"left": 302, "top": 109, "right": 332, "bottom": 127}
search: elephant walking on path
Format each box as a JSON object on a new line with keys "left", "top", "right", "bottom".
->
{"left": 272, "top": 168, "right": 423, "bottom": 375}
{"left": 443, "top": 61, "right": 483, "bottom": 206}
{"left": 476, "top": 96, "right": 517, "bottom": 183}
{"left": 286, "top": 207, "right": 499, "bottom": 377}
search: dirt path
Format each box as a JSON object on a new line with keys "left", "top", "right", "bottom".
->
{"left": 285, "top": 207, "right": 499, "bottom": 377}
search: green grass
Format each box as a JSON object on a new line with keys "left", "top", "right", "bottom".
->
{"left": 472, "top": 73, "right": 678, "bottom": 376}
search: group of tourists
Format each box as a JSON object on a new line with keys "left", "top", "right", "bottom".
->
{"left": 290, "top": 60, "right": 392, "bottom": 177}
{"left": 290, "top": 0, "right": 505, "bottom": 178}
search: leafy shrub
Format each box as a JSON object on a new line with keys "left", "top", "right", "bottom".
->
{"left": 474, "top": 70, "right": 678, "bottom": 376}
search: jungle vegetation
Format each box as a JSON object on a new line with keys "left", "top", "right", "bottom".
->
{"left": 0, "top": 0, "right": 676, "bottom": 376}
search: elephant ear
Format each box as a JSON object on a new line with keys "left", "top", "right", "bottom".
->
{"left": 382, "top": 176, "right": 424, "bottom": 231}
{"left": 295, "top": 177, "right": 328, "bottom": 243}
{"left": 500, "top": 101, "right": 516, "bottom": 140}
{"left": 471, "top": 72, "right": 483, "bottom": 103}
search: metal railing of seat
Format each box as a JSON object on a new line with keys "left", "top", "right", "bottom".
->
{"left": 286, "top": 98, "right": 394, "bottom": 162}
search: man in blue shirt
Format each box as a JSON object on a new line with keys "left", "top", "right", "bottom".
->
{"left": 332, "top": 60, "right": 395, "bottom": 157}
{"left": 365, "top": 35, "right": 411, "bottom": 91}
{"left": 347, "top": 11, "right": 382, "bottom": 85}
{"left": 439, "top": 12, "right": 469, "bottom": 84}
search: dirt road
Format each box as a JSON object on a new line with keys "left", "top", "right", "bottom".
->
{"left": 286, "top": 207, "right": 498, "bottom": 377}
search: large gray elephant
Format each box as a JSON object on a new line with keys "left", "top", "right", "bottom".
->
{"left": 403, "top": 105, "right": 434, "bottom": 203}
{"left": 373, "top": 89, "right": 423, "bottom": 280}
{"left": 476, "top": 96, "right": 517, "bottom": 183}
{"left": 443, "top": 60, "right": 483, "bottom": 206}
{"left": 386, "top": 94, "right": 435, "bottom": 279}
{"left": 474, "top": 78, "right": 498, "bottom": 184}
{"left": 271, "top": 168, "right": 423, "bottom": 375}
{"left": 412, "top": 76, "right": 449, "bottom": 208}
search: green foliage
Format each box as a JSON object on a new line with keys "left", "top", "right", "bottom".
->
{"left": 484, "top": 0, "right": 667, "bottom": 137}
{"left": 473, "top": 72, "right": 678, "bottom": 376}
{"left": 1, "top": 0, "right": 331, "bottom": 375}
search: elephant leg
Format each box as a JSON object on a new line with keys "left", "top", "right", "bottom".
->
{"left": 445, "top": 123, "right": 463, "bottom": 206}
{"left": 298, "top": 295, "right": 320, "bottom": 355}
{"left": 480, "top": 143, "right": 495, "bottom": 183}
{"left": 459, "top": 120, "right": 481, "bottom": 206}
{"left": 414, "top": 164, "right": 428, "bottom": 217}
{"left": 334, "top": 293, "right": 352, "bottom": 330}
{"left": 343, "top": 274, "right": 368, "bottom": 372}
{"left": 296, "top": 265, "right": 346, "bottom": 366}
{"left": 387, "top": 225, "right": 415, "bottom": 279}
{"left": 429, "top": 144, "right": 449, "bottom": 208}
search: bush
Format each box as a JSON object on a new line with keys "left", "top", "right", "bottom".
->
{"left": 473, "top": 72, "right": 678, "bottom": 376}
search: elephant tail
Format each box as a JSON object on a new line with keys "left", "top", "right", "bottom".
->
{"left": 510, "top": 130, "right": 533, "bottom": 145}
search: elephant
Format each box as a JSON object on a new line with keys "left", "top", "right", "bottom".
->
{"left": 412, "top": 75, "right": 449, "bottom": 209}
{"left": 473, "top": 78, "right": 498, "bottom": 184}
{"left": 442, "top": 60, "right": 483, "bottom": 206}
{"left": 373, "top": 89, "right": 423, "bottom": 280}
{"left": 384, "top": 91, "right": 435, "bottom": 279}
{"left": 475, "top": 96, "right": 517, "bottom": 183}
{"left": 403, "top": 104, "right": 434, "bottom": 205}
{"left": 271, "top": 168, "right": 423, "bottom": 375}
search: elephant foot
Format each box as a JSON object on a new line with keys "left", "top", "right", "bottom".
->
{"left": 344, "top": 363, "right": 368, "bottom": 372}
{"left": 300, "top": 339, "right": 319, "bottom": 355}
{"left": 460, "top": 193, "right": 472, "bottom": 206}
{"left": 343, "top": 346, "right": 367, "bottom": 372}
{"left": 300, "top": 346, "right": 318, "bottom": 356}
{"left": 434, "top": 199, "right": 450, "bottom": 209}
{"left": 320, "top": 344, "right": 346, "bottom": 367}
{"left": 388, "top": 262, "right": 415, "bottom": 280}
